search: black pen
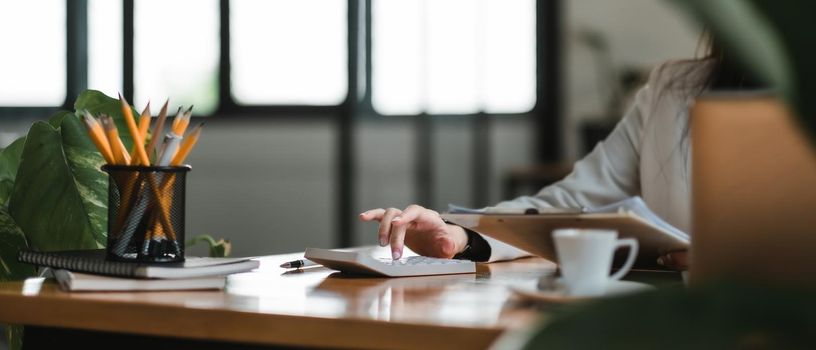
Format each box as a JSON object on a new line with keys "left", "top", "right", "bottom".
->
{"left": 279, "top": 259, "right": 318, "bottom": 269}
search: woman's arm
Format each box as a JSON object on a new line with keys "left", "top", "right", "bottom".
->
{"left": 478, "top": 83, "right": 654, "bottom": 261}
{"left": 360, "top": 80, "right": 656, "bottom": 262}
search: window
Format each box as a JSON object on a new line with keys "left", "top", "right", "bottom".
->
{"left": 88, "top": 0, "right": 123, "bottom": 98}
{"left": 372, "top": 0, "right": 536, "bottom": 115}
{"left": 134, "top": 0, "right": 220, "bottom": 114}
{"left": 230, "top": 0, "right": 347, "bottom": 105}
{"left": 0, "top": 0, "right": 66, "bottom": 106}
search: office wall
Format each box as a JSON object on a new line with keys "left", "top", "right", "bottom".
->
{"left": 0, "top": 119, "right": 34, "bottom": 147}
{"left": 183, "top": 119, "right": 336, "bottom": 257}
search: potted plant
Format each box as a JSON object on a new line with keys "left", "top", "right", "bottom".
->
{"left": 0, "top": 90, "right": 229, "bottom": 350}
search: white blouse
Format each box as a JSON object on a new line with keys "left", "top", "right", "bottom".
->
{"left": 484, "top": 61, "right": 705, "bottom": 262}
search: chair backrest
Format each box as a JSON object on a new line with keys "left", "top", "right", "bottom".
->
{"left": 690, "top": 95, "right": 816, "bottom": 287}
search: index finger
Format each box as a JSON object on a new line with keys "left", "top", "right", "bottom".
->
{"left": 359, "top": 208, "right": 386, "bottom": 221}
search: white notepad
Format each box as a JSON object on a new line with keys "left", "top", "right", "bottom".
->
{"left": 54, "top": 270, "right": 226, "bottom": 292}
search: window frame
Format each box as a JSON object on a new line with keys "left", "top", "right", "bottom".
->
{"left": 367, "top": 0, "right": 539, "bottom": 117}
{"left": 0, "top": 0, "right": 550, "bottom": 121}
{"left": 213, "top": 0, "right": 351, "bottom": 118}
{"left": 0, "top": 0, "right": 562, "bottom": 248}
{"left": 0, "top": 0, "right": 83, "bottom": 119}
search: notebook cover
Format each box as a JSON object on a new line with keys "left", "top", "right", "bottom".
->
{"left": 53, "top": 269, "right": 226, "bottom": 291}
{"left": 18, "top": 249, "right": 258, "bottom": 279}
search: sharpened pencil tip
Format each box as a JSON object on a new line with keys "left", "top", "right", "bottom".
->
{"left": 185, "top": 105, "right": 194, "bottom": 113}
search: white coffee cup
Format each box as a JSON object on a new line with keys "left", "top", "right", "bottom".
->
{"left": 552, "top": 229, "right": 638, "bottom": 297}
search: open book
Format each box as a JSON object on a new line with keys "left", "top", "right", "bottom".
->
{"left": 443, "top": 197, "right": 689, "bottom": 268}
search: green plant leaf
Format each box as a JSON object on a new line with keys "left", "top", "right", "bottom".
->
{"left": 0, "top": 207, "right": 34, "bottom": 281}
{"left": 670, "top": 0, "right": 816, "bottom": 141}
{"left": 671, "top": 0, "right": 794, "bottom": 97}
{"left": 47, "top": 110, "right": 76, "bottom": 130}
{"left": 4, "top": 324, "right": 24, "bottom": 350}
{"left": 518, "top": 281, "right": 816, "bottom": 349}
{"left": 8, "top": 119, "right": 106, "bottom": 251}
{"left": 59, "top": 113, "right": 110, "bottom": 246}
{"left": 0, "top": 138, "right": 26, "bottom": 206}
{"left": 746, "top": 0, "right": 816, "bottom": 141}
{"left": 186, "top": 234, "right": 232, "bottom": 258}
{"left": 73, "top": 90, "right": 136, "bottom": 149}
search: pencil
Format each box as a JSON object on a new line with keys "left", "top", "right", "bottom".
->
{"left": 119, "top": 94, "right": 151, "bottom": 166}
{"left": 138, "top": 102, "right": 152, "bottom": 137}
{"left": 146, "top": 99, "right": 170, "bottom": 162}
{"left": 101, "top": 115, "right": 130, "bottom": 165}
{"left": 169, "top": 108, "right": 182, "bottom": 134}
{"left": 131, "top": 102, "right": 152, "bottom": 165}
{"left": 171, "top": 123, "right": 204, "bottom": 166}
{"left": 171, "top": 105, "right": 192, "bottom": 136}
{"left": 81, "top": 111, "right": 115, "bottom": 164}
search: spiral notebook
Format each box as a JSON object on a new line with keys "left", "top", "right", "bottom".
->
{"left": 18, "top": 249, "right": 259, "bottom": 279}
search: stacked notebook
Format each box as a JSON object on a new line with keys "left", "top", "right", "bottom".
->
{"left": 18, "top": 249, "right": 259, "bottom": 292}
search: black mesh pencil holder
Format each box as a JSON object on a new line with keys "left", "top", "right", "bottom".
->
{"left": 103, "top": 164, "right": 191, "bottom": 263}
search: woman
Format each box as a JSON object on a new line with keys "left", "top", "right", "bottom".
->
{"left": 360, "top": 39, "right": 760, "bottom": 271}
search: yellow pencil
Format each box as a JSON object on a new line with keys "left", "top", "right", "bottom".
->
{"left": 119, "top": 94, "right": 151, "bottom": 166}
{"left": 171, "top": 123, "right": 204, "bottom": 166}
{"left": 81, "top": 112, "right": 115, "bottom": 164}
{"left": 146, "top": 99, "right": 170, "bottom": 162}
{"left": 171, "top": 105, "right": 192, "bottom": 136}
{"left": 101, "top": 115, "right": 130, "bottom": 165}
{"left": 130, "top": 102, "right": 152, "bottom": 164}
{"left": 137, "top": 102, "right": 152, "bottom": 137}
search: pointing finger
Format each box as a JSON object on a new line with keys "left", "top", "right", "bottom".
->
{"left": 378, "top": 208, "right": 402, "bottom": 247}
{"left": 390, "top": 220, "right": 408, "bottom": 260}
{"left": 359, "top": 208, "right": 386, "bottom": 222}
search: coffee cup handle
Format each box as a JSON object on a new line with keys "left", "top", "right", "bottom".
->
{"left": 609, "top": 238, "right": 638, "bottom": 280}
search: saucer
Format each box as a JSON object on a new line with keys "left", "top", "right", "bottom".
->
{"left": 511, "top": 277, "right": 655, "bottom": 303}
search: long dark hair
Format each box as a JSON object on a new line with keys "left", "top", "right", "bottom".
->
{"left": 655, "top": 32, "right": 766, "bottom": 184}
{"left": 701, "top": 36, "right": 765, "bottom": 92}
{"left": 657, "top": 31, "right": 765, "bottom": 102}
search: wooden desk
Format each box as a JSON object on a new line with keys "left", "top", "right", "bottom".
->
{"left": 0, "top": 249, "right": 562, "bottom": 350}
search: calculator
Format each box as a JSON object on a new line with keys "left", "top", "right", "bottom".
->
{"left": 304, "top": 248, "right": 476, "bottom": 277}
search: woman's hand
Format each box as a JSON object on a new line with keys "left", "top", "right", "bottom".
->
{"left": 359, "top": 205, "right": 469, "bottom": 260}
{"left": 657, "top": 250, "right": 689, "bottom": 271}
